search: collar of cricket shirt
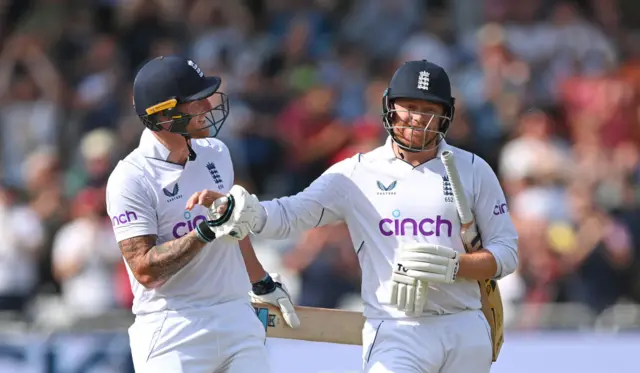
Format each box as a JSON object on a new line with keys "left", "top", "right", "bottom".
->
{"left": 381, "top": 136, "right": 452, "bottom": 162}
{"left": 138, "top": 129, "right": 171, "bottom": 161}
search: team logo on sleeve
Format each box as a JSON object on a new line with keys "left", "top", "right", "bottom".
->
{"left": 206, "top": 162, "right": 224, "bottom": 190}
{"left": 377, "top": 180, "right": 397, "bottom": 195}
{"left": 162, "top": 183, "right": 183, "bottom": 202}
{"left": 111, "top": 210, "right": 138, "bottom": 226}
{"left": 493, "top": 201, "right": 508, "bottom": 216}
{"left": 442, "top": 176, "right": 454, "bottom": 203}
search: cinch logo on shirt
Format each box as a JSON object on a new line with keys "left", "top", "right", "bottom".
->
{"left": 112, "top": 210, "right": 138, "bottom": 226}
{"left": 493, "top": 201, "right": 508, "bottom": 216}
{"left": 172, "top": 211, "right": 207, "bottom": 238}
{"left": 379, "top": 209, "right": 453, "bottom": 237}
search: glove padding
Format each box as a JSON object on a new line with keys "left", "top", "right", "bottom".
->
{"left": 390, "top": 242, "right": 460, "bottom": 315}
{"left": 394, "top": 242, "right": 460, "bottom": 284}
{"left": 207, "top": 185, "right": 266, "bottom": 240}
{"left": 389, "top": 272, "right": 429, "bottom": 316}
{"left": 249, "top": 273, "right": 300, "bottom": 328}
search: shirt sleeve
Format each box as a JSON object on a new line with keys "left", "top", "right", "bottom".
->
{"left": 256, "top": 157, "right": 357, "bottom": 240}
{"left": 106, "top": 165, "right": 158, "bottom": 242}
{"left": 472, "top": 156, "right": 519, "bottom": 279}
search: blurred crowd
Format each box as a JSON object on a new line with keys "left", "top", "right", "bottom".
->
{"left": 0, "top": 0, "right": 639, "bottom": 329}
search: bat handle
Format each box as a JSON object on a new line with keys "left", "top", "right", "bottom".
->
{"left": 460, "top": 220, "right": 474, "bottom": 229}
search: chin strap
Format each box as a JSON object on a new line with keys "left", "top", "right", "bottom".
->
{"left": 184, "top": 136, "right": 197, "bottom": 161}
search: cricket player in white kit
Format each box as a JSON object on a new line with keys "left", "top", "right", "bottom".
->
{"left": 105, "top": 55, "right": 299, "bottom": 373}
{"left": 189, "top": 60, "right": 519, "bottom": 373}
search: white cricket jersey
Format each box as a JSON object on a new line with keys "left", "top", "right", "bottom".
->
{"left": 106, "top": 129, "right": 250, "bottom": 315}
{"left": 257, "top": 137, "right": 518, "bottom": 319}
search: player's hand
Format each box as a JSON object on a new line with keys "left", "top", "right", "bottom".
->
{"left": 390, "top": 242, "right": 460, "bottom": 315}
{"left": 250, "top": 273, "right": 300, "bottom": 328}
{"left": 389, "top": 271, "right": 429, "bottom": 316}
{"left": 186, "top": 189, "right": 226, "bottom": 211}
{"left": 186, "top": 185, "right": 266, "bottom": 240}
{"left": 460, "top": 222, "right": 483, "bottom": 252}
{"left": 394, "top": 242, "right": 460, "bottom": 284}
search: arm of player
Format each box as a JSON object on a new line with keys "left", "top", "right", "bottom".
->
{"left": 187, "top": 159, "right": 355, "bottom": 240}
{"left": 458, "top": 157, "right": 519, "bottom": 281}
{"left": 119, "top": 233, "right": 207, "bottom": 289}
{"left": 254, "top": 159, "right": 355, "bottom": 240}
{"left": 239, "top": 237, "right": 268, "bottom": 282}
{"left": 183, "top": 193, "right": 300, "bottom": 328}
{"left": 107, "top": 172, "right": 210, "bottom": 289}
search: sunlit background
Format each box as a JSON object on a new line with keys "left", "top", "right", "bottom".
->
{"left": 0, "top": 0, "right": 639, "bottom": 372}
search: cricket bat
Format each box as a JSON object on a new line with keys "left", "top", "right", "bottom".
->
{"left": 252, "top": 303, "right": 364, "bottom": 345}
{"left": 441, "top": 150, "right": 504, "bottom": 362}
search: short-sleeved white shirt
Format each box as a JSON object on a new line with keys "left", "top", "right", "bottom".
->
{"left": 106, "top": 129, "right": 250, "bottom": 315}
{"left": 257, "top": 138, "right": 519, "bottom": 319}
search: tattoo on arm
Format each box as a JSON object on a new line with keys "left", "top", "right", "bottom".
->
{"left": 119, "top": 232, "right": 206, "bottom": 288}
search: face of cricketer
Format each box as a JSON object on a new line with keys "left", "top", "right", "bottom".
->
{"left": 155, "top": 92, "right": 228, "bottom": 139}
{"left": 392, "top": 98, "right": 447, "bottom": 149}
{"left": 178, "top": 98, "right": 215, "bottom": 138}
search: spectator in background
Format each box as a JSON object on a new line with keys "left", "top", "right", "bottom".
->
{"left": 342, "top": 0, "right": 422, "bottom": 60}
{"left": 555, "top": 181, "right": 635, "bottom": 314}
{"left": 330, "top": 76, "right": 387, "bottom": 164}
{"left": 398, "top": 9, "right": 455, "bottom": 72}
{"left": 51, "top": 187, "right": 120, "bottom": 318}
{"left": 499, "top": 107, "right": 572, "bottom": 199}
{"left": 454, "top": 23, "right": 531, "bottom": 157}
{"left": 283, "top": 222, "right": 361, "bottom": 309}
{"left": 65, "top": 128, "right": 117, "bottom": 199}
{"left": 0, "top": 182, "right": 45, "bottom": 313}
{"left": 20, "top": 148, "right": 68, "bottom": 297}
{"left": 276, "top": 84, "right": 350, "bottom": 193}
{"left": 0, "top": 34, "right": 62, "bottom": 188}
{"left": 319, "top": 42, "right": 368, "bottom": 123}
{"left": 72, "top": 34, "right": 123, "bottom": 133}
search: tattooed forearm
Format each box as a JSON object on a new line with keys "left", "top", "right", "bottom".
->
{"left": 119, "top": 232, "right": 206, "bottom": 288}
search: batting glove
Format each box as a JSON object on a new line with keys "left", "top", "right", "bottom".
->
{"left": 250, "top": 273, "right": 300, "bottom": 328}
{"left": 390, "top": 271, "right": 429, "bottom": 316}
{"left": 394, "top": 242, "right": 460, "bottom": 283}
{"left": 206, "top": 185, "right": 266, "bottom": 240}
{"left": 391, "top": 242, "right": 460, "bottom": 315}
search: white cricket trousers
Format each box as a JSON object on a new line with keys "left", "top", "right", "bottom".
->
{"left": 128, "top": 299, "right": 269, "bottom": 373}
{"left": 362, "top": 309, "right": 492, "bottom": 373}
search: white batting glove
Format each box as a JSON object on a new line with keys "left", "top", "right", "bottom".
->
{"left": 391, "top": 242, "right": 460, "bottom": 313}
{"left": 249, "top": 273, "right": 300, "bottom": 328}
{"left": 207, "top": 185, "right": 266, "bottom": 240}
{"left": 389, "top": 272, "right": 429, "bottom": 316}
{"left": 394, "top": 242, "right": 460, "bottom": 284}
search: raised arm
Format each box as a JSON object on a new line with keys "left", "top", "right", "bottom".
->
{"left": 107, "top": 170, "right": 209, "bottom": 289}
